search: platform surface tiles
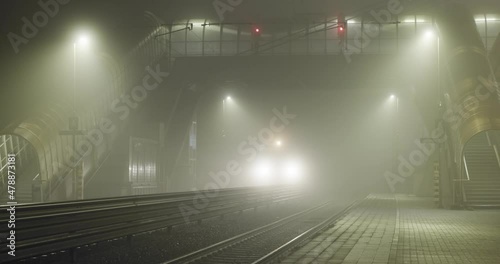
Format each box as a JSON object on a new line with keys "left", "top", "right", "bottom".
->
{"left": 281, "top": 194, "right": 500, "bottom": 264}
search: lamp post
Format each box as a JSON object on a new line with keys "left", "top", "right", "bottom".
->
{"left": 391, "top": 94, "right": 399, "bottom": 175}
{"left": 60, "top": 34, "right": 90, "bottom": 200}
{"left": 222, "top": 96, "right": 231, "bottom": 138}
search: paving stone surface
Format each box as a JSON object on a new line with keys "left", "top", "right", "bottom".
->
{"left": 281, "top": 194, "right": 500, "bottom": 264}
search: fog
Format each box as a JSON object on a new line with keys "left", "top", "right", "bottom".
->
{"left": 0, "top": 0, "right": 495, "bottom": 202}
{"left": 2, "top": 1, "right": 500, "bottom": 263}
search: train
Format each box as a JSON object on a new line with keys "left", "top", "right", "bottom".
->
{"left": 249, "top": 139, "right": 305, "bottom": 186}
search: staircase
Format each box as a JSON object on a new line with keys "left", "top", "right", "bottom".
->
{"left": 162, "top": 81, "right": 203, "bottom": 191}
{"left": 463, "top": 132, "right": 500, "bottom": 207}
{"left": 0, "top": 163, "right": 39, "bottom": 204}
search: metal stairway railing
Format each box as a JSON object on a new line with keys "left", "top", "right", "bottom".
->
{"left": 463, "top": 131, "right": 500, "bottom": 207}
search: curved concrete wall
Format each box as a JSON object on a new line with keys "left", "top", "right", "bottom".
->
{"left": 436, "top": 3, "right": 500, "bottom": 165}
{"left": 1, "top": 25, "right": 170, "bottom": 201}
{"left": 490, "top": 33, "right": 500, "bottom": 80}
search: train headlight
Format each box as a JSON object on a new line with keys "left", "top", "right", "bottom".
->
{"left": 283, "top": 160, "right": 303, "bottom": 184}
{"left": 253, "top": 159, "right": 274, "bottom": 185}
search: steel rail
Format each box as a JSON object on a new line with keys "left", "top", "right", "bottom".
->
{"left": 12, "top": 191, "right": 303, "bottom": 244}
{"left": 162, "top": 200, "right": 334, "bottom": 264}
{"left": 0, "top": 186, "right": 277, "bottom": 216}
{"left": 0, "top": 186, "right": 301, "bottom": 263}
{"left": 252, "top": 200, "right": 359, "bottom": 264}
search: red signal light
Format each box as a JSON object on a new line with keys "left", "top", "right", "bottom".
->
{"left": 337, "top": 22, "right": 346, "bottom": 39}
{"left": 252, "top": 27, "right": 262, "bottom": 38}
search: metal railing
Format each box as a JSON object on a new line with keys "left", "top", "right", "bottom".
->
{"left": 487, "top": 131, "right": 500, "bottom": 171}
{"left": 461, "top": 154, "right": 470, "bottom": 204}
{"left": 0, "top": 135, "right": 33, "bottom": 199}
{"left": 463, "top": 155, "right": 471, "bottom": 181}
{"left": 493, "top": 145, "right": 500, "bottom": 171}
{"left": 164, "top": 14, "right": 500, "bottom": 58}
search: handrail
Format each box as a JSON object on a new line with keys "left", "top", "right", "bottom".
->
{"left": 493, "top": 145, "right": 500, "bottom": 170}
{"left": 461, "top": 154, "right": 470, "bottom": 204}
{"left": 486, "top": 131, "right": 492, "bottom": 145}
{"left": 463, "top": 154, "right": 470, "bottom": 181}
{"left": 0, "top": 144, "right": 35, "bottom": 201}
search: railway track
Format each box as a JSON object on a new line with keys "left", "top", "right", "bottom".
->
{"left": 163, "top": 200, "right": 357, "bottom": 264}
{"left": 0, "top": 186, "right": 303, "bottom": 263}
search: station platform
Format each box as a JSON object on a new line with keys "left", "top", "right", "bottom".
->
{"left": 282, "top": 194, "right": 500, "bottom": 264}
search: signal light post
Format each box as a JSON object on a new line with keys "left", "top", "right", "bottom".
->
{"left": 252, "top": 26, "right": 261, "bottom": 53}
{"left": 337, "top": 12, "right": 346, "bottom": 50}
{"left": 337, "top": 21, "right": 346, "bottom": 50}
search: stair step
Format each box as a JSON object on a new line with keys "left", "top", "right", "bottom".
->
{"left": 466, "top": 194, "right": 500, "bottom": 197}
{"left": 465, "top": 185, "right": 500, "bottom": 188}
{"left": 466, "top": 196, "right": 500, "bottom": 200}
{"left": 468, "top": 175, "right": 500, "bottom": 177}
{"left": 465, "top": 184, "right": 500, "bottom": 187}
{"left": 465, "top": 148, "right": 494, "bottom": 151}
{"left": 465, "top": 180, "right": 500, "bottom": 183}
{"left": 465, "top": 180, "right": 500, "bottom": 182}
{"left": 467, "top": 199, "right": 500, "bottom": 201}
{"left": 466, "top": 189, "right": 500, "bottom": 192}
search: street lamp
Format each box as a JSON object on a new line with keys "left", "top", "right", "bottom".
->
{"left": 73, "top": 34, "right": 91, "bottom": 115}
{"left": 391, "top": 94, "right": 399, "bottom": 177}
{"left": 72, "top": 34, "right": 90, "bottom": 200}
{"left": 77, "top": 35, "right": 90, "bottom": 46}
{"left": 435, "top": 30, "right": 441, "bottom": 107}
{"left": 420, "top": 28, "right": 441, "bottom": 106}
{"left": 424, "top": 29, "right": 435, "bottom": 39}
{"left": 222, "top": 96, "right": 231, "bottom": 137}
{"left": 389, "top": 94, "right": 398, "bottom": 113}
{"left": 61, "top": 33, "right": 92, "bottom": 200}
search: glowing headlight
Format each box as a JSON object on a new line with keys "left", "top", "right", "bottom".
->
{"left": 256, "top": 162, "right": 272, "bottom": 176}
{"left": 283, "top": 160, "right": 303, "bottom": 184}
{"left": 253, "top": 159, "right": 274, "bottom": 185}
